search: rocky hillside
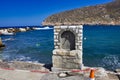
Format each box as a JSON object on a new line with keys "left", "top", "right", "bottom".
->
{"left": 42, "top": 0, "right": 120, "bottom": 26}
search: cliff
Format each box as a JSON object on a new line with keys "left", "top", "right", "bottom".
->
{"left": 42, "top": 0, "right": 120, "bottom": 26}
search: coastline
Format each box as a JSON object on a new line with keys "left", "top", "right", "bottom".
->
{"left": 0, "top": 60, "right": 119, "bottom": 80}
{"left": 0, "top": 60, "right": 49, "bottom": 71}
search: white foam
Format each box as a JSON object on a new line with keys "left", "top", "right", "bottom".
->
{"left": 34, "top": 27, "right": 53, "bottom": 30}
{"left": 102, "top": 55, "right": 119, "bottom": 70}
{"left": 3, "top": 38, "right": 15, "bottom": 41}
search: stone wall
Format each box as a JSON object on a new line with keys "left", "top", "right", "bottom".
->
{"left": 52, "top": 25, "right": 83, "bottom": 71}
{"left": 54, "top": 25, "right": 83, "bottom": 50}
{"left": 52, "top": 49, "right": 82, "bottom": 69}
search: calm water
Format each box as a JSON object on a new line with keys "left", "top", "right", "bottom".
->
{"left": 83, "top": 25, "right": 120, "bottom": 70}
{"left": 1, "top": 25, "right": 120, "bottom": 70}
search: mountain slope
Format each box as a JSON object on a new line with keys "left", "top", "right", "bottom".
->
{"left": 42, "top": 0, "right": 120, "bottom": 26}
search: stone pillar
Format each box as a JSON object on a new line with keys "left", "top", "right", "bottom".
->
{"left": 52, "top": 25, "right": 83, "bottom": 71}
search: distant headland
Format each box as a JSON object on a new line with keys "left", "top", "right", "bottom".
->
{"left": 42, "top": 0, "right": 120, "bottom": 26}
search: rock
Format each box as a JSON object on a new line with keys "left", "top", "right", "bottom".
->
{"left": 0, "top": 38, "right": 5, "bottom": 48}
{"left": 52, "top": 49, "right": 83, "bottom": 69}
{"left": 8, "top": 61, "right": 49, "bottom": 71}
{"left": 53, "top": 49, "right": 68, "bottom": 56}
{"left": 41, "top": 73, "right": 85, "bottom": 80}
{"left": 0, "top": 61, "right": 10, "bottom": 68}
{"left": 58, "top": 72, "right": 67, "bottom": 78}
{"left": 95, "top": 67, "right": 108, "bottom": 77}
{"left": 19, "top": 28, "right": 26, "bottom": 32}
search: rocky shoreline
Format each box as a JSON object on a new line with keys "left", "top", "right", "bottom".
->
{"left": 0, "top": 60, "right": 49, "bottom": 71}
{"left": 0, "top": 60, "right": 119, "bottom": 80}
{"left": 0, "top": 27, "right": 39, "bottom": 34}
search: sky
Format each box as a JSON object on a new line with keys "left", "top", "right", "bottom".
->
{"left": 0, "top": 0, "right": 112, "bottom": 26}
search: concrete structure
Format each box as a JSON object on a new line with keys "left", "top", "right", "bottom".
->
{"left": 52, "top": 25, "right": 83, "bottom": 71}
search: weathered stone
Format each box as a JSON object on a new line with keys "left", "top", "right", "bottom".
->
{"left": 53, "top": 49, "right": 68, "bottom": 55}
{"left": 52, "top": 55, "right": 63, "bottom": 68}
{"left": 54, "top": 42, "right": 57, "bottom": 46}
{"left": 52, "top": 25, "right": 83, "bottom": 70}
{"left": 55, "top": 46, "right": 59, "bottom": 49}
{"left": 69, "top": 51, "right": 77, "bottom": 57}
{"left": 54, "top": 29, "right": 56, "bottom": 33}
{"left": 54, "top": 32, "right": 59, "bottom": 35}
{"left": 58, "top": 72, "right": 67, "bottom": 77}
{"left": 78, "top": 46, "right": 82, "bottom": 50}
{"left": 76, "top": 29, "right": 79, "bottom": 33}
{"left": 0, "top": 38, "right": 5, "bottom": 48}
{"left": 78, "top": 34, "right": 82, "bottom": 37}
{"left": 57, "top": 43, "right": 60, "bottom": 45}
{"left": 75, "top": 43, "right": 79, "bottom": 46}
{"left": 56, "top": 28, "right": 61, "bottom": 32}
{"left": 54, "top": 39, "right": 59, "bottom": 42}
{"left": 69, "top": 26, "right": 76, "bottom": 29}
{"left": 60, "top": 26, "right": 68, "bottom": 29}
{"left": 79, "top": 30, "right": 82, "bottom": 33}
{"left": 95, "top": 67, "right": 108, "bottom": 77}
{"left": 52, "top": 49, "right": 83, "bottom": 69}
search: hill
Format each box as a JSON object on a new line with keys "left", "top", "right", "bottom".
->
{"left": 42, "top": 0, "right": 120, "bottom": 26}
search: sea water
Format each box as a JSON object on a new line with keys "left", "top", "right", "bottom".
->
{"left": 0, "top": 29, "right": 54, "bottom": 64}
{"left": 83, "top": 25, "right": 120, "bottom": 70}
{"left": 0, "top": 25, "right": 120, "bottom": 70}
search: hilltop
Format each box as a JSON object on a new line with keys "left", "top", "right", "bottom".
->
{"left": 42, "top": 0, "right": 120, "bottom": 26}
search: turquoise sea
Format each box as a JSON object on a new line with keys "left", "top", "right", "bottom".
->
{"left": 0, "top": 25, "right": 120, "bottom": 70}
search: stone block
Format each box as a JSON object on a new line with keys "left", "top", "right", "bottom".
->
{"left": 78, "top": 34, "right": 82, "bottom": 37}
{"left": 54, "top": 35, "right": 56, "bottom": 39}
{"left": 54, "top": 39, "right": 58, "bottom": 42}
{"left": 69, "top": 26, "right": 76, "bottom": 29}
{"left": 54, "top": 26, "right": 60, "bottom": 29}
{"left": 56, "top": 28, "right": 61, "bottom": 32}
{"left": 73, "top": 59, "right": 81, "bottom": 63}
{"left": 75, "top": 43, "right": 79, "bottom": 46}
{"left": 63, "top": 62, "right": 80, "bottom": 69}
{"left": 79, "top": 30, "right": 83, "bottom": 33}
{"left": 54, "top": 35, "right": 58, "bottom": 40}
{"left": 57, "top": 43, "right": 60, "bottom": 45}
{"left": 69, "top": 51, "right": 77, "bottom": 57}
{"left": 78, "top": 41, "right": 82, "bottom": 43}
{"left": 52, "top": 49, "right": 83, "bottom": 69}
{"left": 78, "top": 25, "right": 83, "bottom": 28}
{"left": 55, "top": 46, "right": 59, "bottom": 49}
{"left": 60, "top": 26, "right": 68, "bottom": 29}
{"left": 53, "top": 49, "right": 68, "bottom": 56}
{"left": 54, "top": 32, "right": 58, "bottom": 35}
{"left": 77, "top": 37, "right": 82, "bottom": 41}
{"left": 76, "top": 29, "right": 78, "bottom": 33}
{"left": 78, "top": 46, "right": 82, "bottom": 50}
{"left": 54, "top": 36, "right": 58, "bottom": 40}
{"left": 52, "top": 55, "right": 62, "bottom": 68}
{"left": 54, "top": 42, "right": 57, "bottom": 46}
{"left": 54, "top": 29, "right": 56, "bottom": 33}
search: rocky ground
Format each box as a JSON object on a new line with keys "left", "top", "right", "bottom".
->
{"left": 0, "top": 60, "right": 49, "bottom": 71}
{"left": 0, "top": 60, "right": 120, "bottom": 80}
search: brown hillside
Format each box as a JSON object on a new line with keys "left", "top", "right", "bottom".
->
{"left": 42, "top": 0, "right": 120, "bottom": 26}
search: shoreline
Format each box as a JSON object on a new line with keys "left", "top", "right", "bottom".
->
{"left": 0, "top": 60, "right": 50, "bottom": 71}
{"left": 0, "top": 60, "right": 119, "bottom": 80}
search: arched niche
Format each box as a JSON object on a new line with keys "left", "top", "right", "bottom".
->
{"left": 61, "top": 31, "right": 75, "bottom": 50}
